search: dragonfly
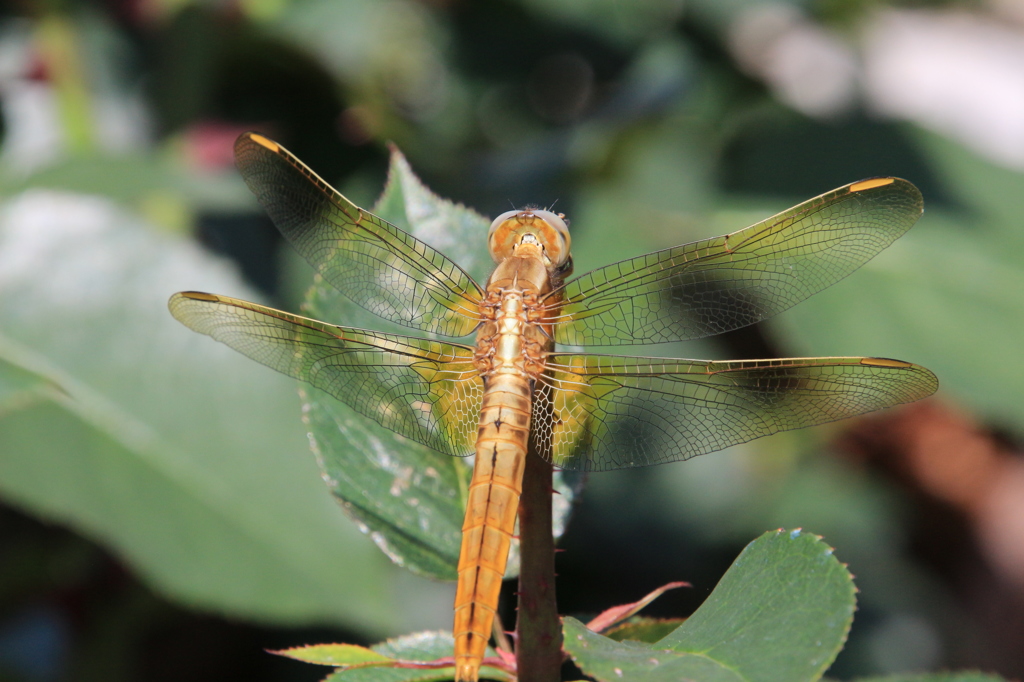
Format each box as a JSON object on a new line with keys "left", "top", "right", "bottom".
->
{"left": 170, "top": 132, "right": 938, "bottom": 682}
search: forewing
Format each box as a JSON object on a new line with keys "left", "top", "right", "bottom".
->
{"left": 235, "top": 133, "right": 484, "bottom": 337}
{"left": 168, "top": 292, "right": 481, "bottom": 457}
{"left": 550, "top": 178, "right": 922, "bottom": 345}
{"left": 532, "top": 354, "right": 938, "bottom": 471}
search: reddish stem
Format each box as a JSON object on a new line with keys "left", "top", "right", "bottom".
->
{"left": 514, "top": 452, "right": 562, "bottom": 681}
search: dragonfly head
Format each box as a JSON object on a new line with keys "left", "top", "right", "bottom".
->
{"left": 488, "top": 208, "right": 571, "bottom": 267}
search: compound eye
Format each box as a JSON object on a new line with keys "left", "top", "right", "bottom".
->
{"left": 531, "top": 210, "right": 569, "bottom": 237}
{"left": 530, "top": 210, "right": 571, "bottom": 265}
{"left": 488, "top": 210, "right": 520, "bottom": 237}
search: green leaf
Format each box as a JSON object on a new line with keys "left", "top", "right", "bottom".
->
{"left": 371, "top": 146, "right": 495, "bottom": 284}
{"left": 0, "top": 354, "right": 59, "bottom": 413}
{"left": 851, "top": 671, "right": 1011, "bottom": 675}
{"left": 564, "top": 618, "right": 742, "bottom": 682}
{"left": 663, "top": 529, "right": 854, "bottom": 679}
{"left": 303, "top": 147, "right": 575, "bottom": 579}
{"left": 0, "top": 152, "right": 253, "bottom": 216}
{"left": 565, "top": 529, "right": 855, "bottom": 682}
{"left": 322, "top": 631, "right": 514, "bottom": 682}
{"left": 912, "top": 127, "right": 1024, "bottom": 245}
{"left": 0, "top": 190, "right": 396, "bottom": 630}
{"left": 272, "top": 643, "right": 391, "bottom": 667}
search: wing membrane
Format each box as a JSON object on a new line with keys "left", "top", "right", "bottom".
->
{"left": 169, "top": 291, "right": 481, "bottom": 457}
{"left": 532, "top": 354, "right": 938, "bottom": 471}
{"left": 548, "top": 178, "right": 922, "bottom": 345}
{"left": 235, "top": 133, "right": 484, "bottom": 337}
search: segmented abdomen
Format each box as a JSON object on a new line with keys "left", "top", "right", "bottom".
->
{"left": 453, "top": 372, "right": 532, "bottom": 682}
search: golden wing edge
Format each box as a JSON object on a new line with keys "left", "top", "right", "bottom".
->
{"left": 170, "top": 290, "right": 372, "bottom": 342}
{"left": 743, "top": 174, "right": 921, "bottom": 227}
{"left": 548, "top": 351, "right": 935, "bottom": 382}
{"left": 712, "top": 355, "right": 940, "bottom": 406}
{"left": 546, "top": 176, "right": 923, "bottom": 345}
{"left": 169, "top": 290, "right": 480, "bottom": 360}
{"left": 541, "top": 353, "right": 938, "bottom": 473}
{"left": 168, "top": 291, "right": 482, "bottom": 457}
{"left": 234, "top": 132, "right": 487, "bottom": 336}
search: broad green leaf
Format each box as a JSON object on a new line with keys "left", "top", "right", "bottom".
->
{"left": 299, "top": 383, "right": 465, "bottom": 580}
{"left": 565, "top": 529, "right": 855, "bottom": 682}
{"left": 273, "top": 643, "right": 391, "bottom": 667}
{"left": 564, "top": 618, "right": 742, "bottom": 682}
{"left": 303, "top": 147, "right": 575, "bottom": 579}
{"left": 0, "top": 152, "right": 253, "bottom": 217}
{"left": 0, "top": 189, "right": 396, "bottom": 629}
{"left": 0, "top": 355, "right": 57, "bottom": 412}
{"left": 912, "top": 128, "right": 1024, "bottom": 246}
{"left": 851, "top": 671, "right": 1011, "bottom": 675}
{"left": 323, "top": 631, "right": 513, "bottom": 682}
{"left": 663, "top": 529, "right": 854, "bottom": 679}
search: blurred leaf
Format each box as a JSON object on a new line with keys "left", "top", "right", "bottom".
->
{"left": 0, "top": 355, "right": 56, "bottom": 410}
{"left": 36, "top": 15, "right": 95, "bottom": 153}
{"left": 272, "top": 643, "right": 391, "bottom": 667}
{"left": 565, "top": 529, "right": 854, "bottom": 682}
{"left": 1, "top": 152, "right": 254, "bottom": 218}
{"left": 0, "top": 189, "right": 395, "bottom": 630}
{"left": 270, "top": 0, "right": 470, "bottom": 156}
{"left": 847, "top": 671, "right": 1007, "bottom": 675}
{"left": 518, "top": 0, "right": 686, "bottom": 47}
{"left": 913, "top": 128, "right": 1024, "bottom": 244}
{"left": 570, "top": 111, "right": 717, "bottom": 279}
{"left": 322, "top": 631, "right": 513, "bottom": 682}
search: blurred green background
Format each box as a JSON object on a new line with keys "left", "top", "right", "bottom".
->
{"left": 2, "top": 0, "right": 1024, "bottom": 680}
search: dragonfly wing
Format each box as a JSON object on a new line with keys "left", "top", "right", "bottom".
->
{"left": 533, "top": 353, "right": 938, "bottom": 471}
{"left": 550, "top": 178, "right": 922, "bottom": 345}
{"left": 169, "top": 292, "right": 481, "bottom": 457}
{"left": 235, "top": 133, "right": 484, "bottom": 337}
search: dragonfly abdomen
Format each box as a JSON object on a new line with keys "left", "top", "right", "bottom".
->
{"left": 454, "top": 372, "right": 532, "bottom": 682}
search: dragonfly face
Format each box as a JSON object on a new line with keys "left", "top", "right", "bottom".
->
{"left": 169, "top": 133, "right": 938, "bottom": 682}
{"left": 488, "top": 208, "right": 571, "bottom": 267}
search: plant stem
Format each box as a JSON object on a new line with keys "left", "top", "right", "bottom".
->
{"left": 515, "top": 451, "right": 562, "bottom": 681}
{"left": 36, "top": 15, "right": 95, "bottom": 153}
